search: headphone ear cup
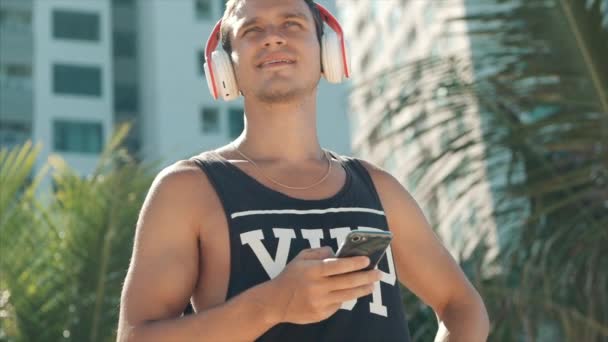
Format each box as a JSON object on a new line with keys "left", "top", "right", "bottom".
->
{"left": 210, "top": 49, "right": 239, "bottom": 101}
{"left": 321, "top": 30, "right": 345, "bottom": 83}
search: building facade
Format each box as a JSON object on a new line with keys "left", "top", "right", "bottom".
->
{"left": 0, "top": 0, "right": 351, "bottom": 179}
{"left": 336, "top": 0, "right": 499, "bottom": 257}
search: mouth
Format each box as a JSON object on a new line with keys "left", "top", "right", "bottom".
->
{"left": 257, "top": 59, "right": 296, "bottom": 69}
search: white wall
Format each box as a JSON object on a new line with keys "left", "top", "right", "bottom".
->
{"left": 336, "top": 0, "right": 499, "bottom": 259}
{"left": 33, "top": 0, "right": 113, "bottom": 176}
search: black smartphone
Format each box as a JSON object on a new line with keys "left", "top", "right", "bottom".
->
{"left": 335, "top": 230, "right": 393, "bottom": 271}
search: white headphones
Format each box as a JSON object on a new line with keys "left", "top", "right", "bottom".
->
{"left": 203, "top": 3, "right": 351, "bottom": 101}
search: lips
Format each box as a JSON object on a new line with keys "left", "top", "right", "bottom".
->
{"left": 257, "top": 54, "right": 296, "bottom": 68}
{"left": 260, "top": 59, "right": 295, "bottom": 67}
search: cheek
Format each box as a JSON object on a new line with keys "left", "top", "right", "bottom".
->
{"left": 229, "top": 51, "right": 250, "bottom": 82}
{"left": 306, "top": 43, "right": 322, "bottom": 71}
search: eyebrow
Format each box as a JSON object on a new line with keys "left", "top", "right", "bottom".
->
{"left": 239, "top": 11, "right": 310, "bottom": 31}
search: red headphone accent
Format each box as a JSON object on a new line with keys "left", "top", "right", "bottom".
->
{"left": 205, "top": 20, "right": 223, "bottom": 100}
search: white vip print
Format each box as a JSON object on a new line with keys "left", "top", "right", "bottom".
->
{"left": 240, "top": 228, "right": 296, "bottom": 279}
{"left": 301, "top": 229, "right": 324, "bottom": 248}
{"left": 240, "top": 227, "right": 397, "bottom": 317}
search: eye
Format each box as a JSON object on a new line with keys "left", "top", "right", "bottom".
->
{"left": 243, "top": 26, "right": 262, "bottom": 36}
{"left": 285, "top": 20, "right": 302, "bottom": 28}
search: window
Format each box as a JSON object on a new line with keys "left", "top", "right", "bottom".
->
{"left": 0, "top": 64, "right": 32, "bottom": 90}
{"left": 53, "top": 64, "right": 102, "bottom": 97}
{"left": 3, "top": 64, "right": 31, "bottom": 78}
{"left": 53, "top": 120, "right": 103, "bottom": 154}
{"left": 0, "top": 8, "right": 32, "bottom": 33}
{"left": 194, "top": 0, "right": 212, "bottom": 19}
{"left": 114, "top": 84, "right": 138, "bottom": 112}
{"left": 228, "top": 108, "right": 244, "bottom": 138}
{"left": 53, "top": 10, "right": 100, "bottom": 41}
{"left": 0, "top": 121, "right": 30, "bottom": 148}
{"left": 113, "top": 31, "right": 136, "bottom": 57}
{"left": 201, "top": 107, "right": 219, "bottom": 133}
{"left": 112, "top": 0, "right": 134, "bottom": 7}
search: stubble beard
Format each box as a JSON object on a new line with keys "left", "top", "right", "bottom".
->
{"left": 255, "top": 78, "right": 316, "bottom": 104}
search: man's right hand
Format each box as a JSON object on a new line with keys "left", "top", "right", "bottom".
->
{"left": 267, "top": 246, "right": 382, "bottom": 325}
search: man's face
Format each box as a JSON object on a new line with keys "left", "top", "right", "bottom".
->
{"left": 227, "top": 0, "right": 322, "bottom": 103}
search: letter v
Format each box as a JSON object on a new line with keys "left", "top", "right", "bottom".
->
{"left": 240, "top": 228, "right": 296, "bottom": 279}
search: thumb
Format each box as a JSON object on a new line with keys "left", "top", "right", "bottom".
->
{"left": 297, "top": 246, "right": 335, "bottom": 260}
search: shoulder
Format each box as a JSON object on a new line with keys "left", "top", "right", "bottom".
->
{"left": 142, "top": 156, "right": 218, "bottom": 221}
{"left": 352, "top": 158, "right": 404, "bottom": 192}
{"left": 153, "top": 150, "right": 221, "bottom": 188}
{"left": 151, "top": 159, "right": 205, "bottom": 193}
{"left": 352, "top": 157, "right": 422, "bottom": 217}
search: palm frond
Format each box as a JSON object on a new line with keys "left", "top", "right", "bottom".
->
{"left": 0, "top": 123, "right": 157, "bottom": 341}
{"left": 360, "top": 0, "right": 608, "bottom": 340}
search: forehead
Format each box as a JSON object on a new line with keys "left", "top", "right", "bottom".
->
{"left": 231, "top": 0, "right": 313, "bottom": 24}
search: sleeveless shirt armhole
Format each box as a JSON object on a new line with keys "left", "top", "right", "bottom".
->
{"left": 347, "top": 157, "right": 387, "bottom": 212}
{"left": 189, "top": 156, "right": 235, "bottom": 224}
{"left": 189, "top": 155, "right": 245, "bottom": 301}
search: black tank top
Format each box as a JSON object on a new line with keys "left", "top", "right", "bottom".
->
{"left": 191, "top": 151, "right": 411, "bottom": 342}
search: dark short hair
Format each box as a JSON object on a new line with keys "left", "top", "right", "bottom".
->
{"left": 219, "top": 0, "right": 325, "bottom": 55}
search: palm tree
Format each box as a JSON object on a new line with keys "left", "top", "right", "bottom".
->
{"left": 0, "top": 124, "right": 157, "bottom": 341}
{"left": 353, "top": 0, "right": 607, "bottom": 340}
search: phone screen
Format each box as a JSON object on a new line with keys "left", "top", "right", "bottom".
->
{"left": 336, "top": 230, "right": 393, "bottom": 271}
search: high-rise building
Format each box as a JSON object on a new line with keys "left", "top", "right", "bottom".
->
{"left": 0, "top": 0, "right": 34, "bottom": 153}
{"left": 0, "top": 0, "right": 351, "bottom": 179}
{"left": 336, "top": 0, "right": 500, "bottom": 257}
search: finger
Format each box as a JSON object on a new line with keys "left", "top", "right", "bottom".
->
{"left": 297, "top": 246, "right": 335, "bottom": 260}
{"left": 319, "top": 256, "right": 370, "bottom": 277}
{"left": 326, "top": 283, "right": 375, "bottom": 304}
{"left": 327, "top": 269, "right": 382, "bottom": 291}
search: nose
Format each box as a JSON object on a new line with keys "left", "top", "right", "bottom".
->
{"left": 262, "top": 26, "right": 286, "bottom": 47}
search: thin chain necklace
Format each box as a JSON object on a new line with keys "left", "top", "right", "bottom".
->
{"left": 233, "top": 145, "right": 332, "bottom": 190}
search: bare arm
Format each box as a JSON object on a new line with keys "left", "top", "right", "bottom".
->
{"left": 359, "top": 160, "right": 490, "bottom": 342}
{"left": 116, "top": 162, "right": 278, "bottom": 341}
{"left": 117, "top": 161, "right": 381, "bottom": 342}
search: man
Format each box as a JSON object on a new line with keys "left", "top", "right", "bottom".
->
{"left": 117, "top": 0, "right": 489, "bottom": 341}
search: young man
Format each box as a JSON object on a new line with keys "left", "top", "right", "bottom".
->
{"left": 117, "top": 0, "right": 489, "bottom": 341}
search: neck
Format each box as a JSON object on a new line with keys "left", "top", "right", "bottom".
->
{"left": 234, "top": 91, "right": 324, "bottom": 164}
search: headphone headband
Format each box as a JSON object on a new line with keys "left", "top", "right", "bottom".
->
{"left": 205, "top": 20, "right": 222, "bottom": 99}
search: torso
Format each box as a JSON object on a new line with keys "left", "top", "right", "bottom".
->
{"left": 187, "top": 148, "right": 349, "bottom": 313}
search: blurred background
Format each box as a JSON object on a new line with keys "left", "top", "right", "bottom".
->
{"left": 0, "top": 0, "right": 606, "bottom": 341}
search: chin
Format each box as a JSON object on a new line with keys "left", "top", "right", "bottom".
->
{"left": 249, "top": 79, "right": 317, "bottom": 103}
{"left": 256, "top": 89, "right": 300, "bottom": 103}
